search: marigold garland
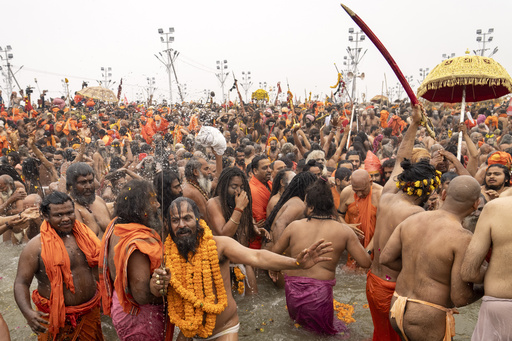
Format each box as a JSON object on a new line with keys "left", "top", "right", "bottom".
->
{"left": 395, "top": 170, "right": 442, "bottom": 197}
{"left": 333, "top": 299, "right": 356, "bottom": 324}
{"left": 233, "top": 266, "right": 245, "bottom": 295}
{"left": 165, "top": 219, "right": 228, "bottom": 338}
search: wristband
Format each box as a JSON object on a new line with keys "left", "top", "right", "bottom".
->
{"left": 234, "top": 207, "right": 243, "bottom": 213}
{"left": 230, "top": 218, "right": 240, "bottom": 225}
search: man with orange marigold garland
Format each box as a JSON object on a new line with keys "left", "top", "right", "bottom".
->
{"left": 152, "top": 197, "right": 333, "bottom": 341}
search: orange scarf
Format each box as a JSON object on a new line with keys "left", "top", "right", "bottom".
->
{"left": 39, "top": 220, "right": 100, "bottom": 337}
{"left": 346, "top": 187, "right": 377, "bottom": 247}
{"left": 99, "top": 220, "right": 162, "bottom": 316}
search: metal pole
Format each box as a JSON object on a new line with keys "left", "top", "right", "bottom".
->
{"left": 166, "top": 40, "right": 173, "bottom": 104}
{"left": 457, "top": 86, "right": 466, "bottom": 160}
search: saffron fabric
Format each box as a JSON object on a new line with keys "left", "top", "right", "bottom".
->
{"left": 366, "top": 270, "right": 400, "bottom": 341}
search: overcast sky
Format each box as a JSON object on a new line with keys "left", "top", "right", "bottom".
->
{"left": 1, "top": 0, "right": 510, "bottom": 106}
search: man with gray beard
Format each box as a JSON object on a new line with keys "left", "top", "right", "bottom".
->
{"left": 67, "top": 162, "right": 112, "bottom": 237}
{"left": 93, "top": 139, "right": 109, "bottom": 181}
{"left": 182, "top": 157, "right": 213, "bottom": 220}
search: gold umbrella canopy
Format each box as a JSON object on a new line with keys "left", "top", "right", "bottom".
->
{"left": 251, "top": 89, "right": 269, "bottom": 102}
{"left": 77, "top": 86, "right": 119, "bottom": 103}
{"left": 417, "top": 55, "right": 512, "bottom": 103}
{"left": 370, "top": 95, "right": 389, "bottom": 103}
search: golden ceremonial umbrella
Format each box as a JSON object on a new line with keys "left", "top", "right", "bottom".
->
{"left": 417, "top": 53, "right": 512, "bottom": 158}
{"left": 77, "top": 86, "right": 119, "bottom": 103}
{"left": 251, "top": 89, "right": 269, "bottom": 102}
{"left": 370, "top": 95, "right": 389, "bottom": 104}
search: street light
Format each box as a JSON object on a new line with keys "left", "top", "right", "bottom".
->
{"left": 157, "top": 27, "right": 175, "bottom": 104}
{"left": 216, "top": 60, "right": 229, "bottom": 104}
{"left": 100, "top": 67, "right": 114, "bottom": 89}
{"left": 259, "top": 82, "right": 267, "bottom": 90}
{"left": 419, "top": 67, "right": 430, "bottom": 81}
{"left": 475, "top": 28, "right": 494, "bottom": 56}
{"left": 0, "top": 45, "right": 14, "bottom": 107}
{"left": 346, "top": 28, "right": 366, "bottom": 101}
{"left": 241, "top": 71, "right": 252, "bottom": 102}
{"left": 147, "top": 77, "right": 156, "bottom": 105}
{"left": 442, "top": 53, "right": 455, "bottom": 60}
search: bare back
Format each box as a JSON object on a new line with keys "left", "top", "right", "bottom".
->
{"left": 371, "top": 191, "right": 424, "bottom": 281}
{"left": 277, "top": 218, "right": 370, "bottom": 280}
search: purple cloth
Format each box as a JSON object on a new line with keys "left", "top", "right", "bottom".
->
{"left": 284, "top": 275, "right": 349, "bottom": 336}
{"left": 373, "top": 134, "right": 383, "bottom": 153}
{"left": 111, "top": 289, "right": 165, "bottom": 340}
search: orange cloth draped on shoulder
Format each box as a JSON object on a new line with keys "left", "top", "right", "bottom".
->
{"left": 0, "top": 135, "right": 10, "bottom": 155}
{"left": 345, "top": 188, "right": 377, "bottom": 248}
{"left": 39, "top": 220, "right": 100, "bottom": 337}
{"left": 388, "top": 115, "right": 407, "bottom": 136}
{"left": 99, "top": 219, "right": 162, "bottom": 316}
{"left": 345, "top": 188, "right": 377, "bottom": 268}
{"left": 249, "top": 176, "right": 272, "bottom": 249}
{"left": 32, "top": 289, "right": 103, "bottom": 341}
{"left": 366, "top": 270, "right": 401, "bottom": 341}
{"left": 485, "top": 116, "right": 498, "bottom": 129}
{"left": 331, "top": 187, "right": 340, "bottom": 212}
{"left": 188, "top": 114, "right": 198, "bottom": 131}
{"left": 173, "top": 125, "right": 183, "bottom": 144}
{"left": 380, "top": 110, "right": 389, "bottom": 128}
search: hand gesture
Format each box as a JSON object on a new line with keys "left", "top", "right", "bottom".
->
{"left": 24, "top": 309, "right": 48, "bottom": 334}
{"left": 254, "top": 226, "right": 271, "bottom": 241}
{"left": 28, "top": 134, "right": 35, "bottom": 146}
{"left": 346, "top": 223, "right": 364, "bottom": 239}
{"left": 234, "top": 191, "right": 249, "bottom": 211}
{"left": 295, "top": 239, "right": 333, "bottom": 269}
{"left": 269, "top": 270, "right": 280, "bottom": 282}
{"left": 11, "top": 188, "right": 27, "bottom": 202}
{"left": 21, "top": 207, "right": 41, "bottom": 220}
{"left": 458, "top": 122, "right": 468, "bottom": 136}
{"left": 10, "top": 216, "right": 30, "bottom": 233}
{"left": 150, "top": 267, "right": 170, "bottom": 297}
{"left": 411, "top": 103, "right": 423, "bottom": 125}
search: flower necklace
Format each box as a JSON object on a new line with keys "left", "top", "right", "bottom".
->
{"left": 187, "top": 179, "right": 209, "bottom": 201}
{"left": 165, "top": 220, "right": 228, "bottom": 338}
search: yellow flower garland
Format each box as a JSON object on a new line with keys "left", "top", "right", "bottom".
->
{"left": 395, "top": 170, "right": 442, "bottom": 197}
{"left": 165, "top": 220, "right": 228, "bottom": 338}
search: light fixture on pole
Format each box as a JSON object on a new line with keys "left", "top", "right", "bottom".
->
{"left": 475, "top": 28, "right": 495, "bottom": 56}
{"left": 100, "top": 67, "right": 114, "bottom": 89}
{"left": 241, "top": 71, "right": 252, "bottom": 102}
{"left": 258, "top": 82, "right": 267, "bottom": 90}
{"left": 0, "top": 45, "right": 14, "bottom": 107}
{"left": 442, "top": 53, "right": 455, "bottom": 60}
{"left": 147, "top": 77, "right": 156, "bottom": 105}
{"left": 419, "top": 67, "right": 430, "bottom": 81}
{"left": 216, "top": 60, "right": 229, "bottom": 104}
{"left": 157, "top": 27, "right": 175, "bottom": 104}
{"left": 346, "top": 28, "right": 366, "bottom": 102}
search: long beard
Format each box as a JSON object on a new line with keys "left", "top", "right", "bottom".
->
{"left": 99, "top": 148, "right": 108, "bottom": 160}
{"left": 71, "top": 187, "right": 96, "bottom": 206}
{"left": 198, "top": 173, "right": 212, "bottom": 194}
{"left": 270, "top": 146, "right": 277, "bottom": 151}
{"left": 227, "top": 194, "right": 236, "bottom": 209}
{"left": 170, "top": 225, "right": 203, "bottom": 261}
{"left": 147, "top": 209, "right": 163, "bottom": 234}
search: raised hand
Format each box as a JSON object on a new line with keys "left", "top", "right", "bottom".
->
{"left": 234, "top": 191, "right": 249, "bottom": 211}
{"left": 295, "top": 239, "right": 333, "bottom": 269}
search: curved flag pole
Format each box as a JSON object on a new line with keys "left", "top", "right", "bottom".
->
{"left": 340, "top": 3, "right": 435, "bottom": 138}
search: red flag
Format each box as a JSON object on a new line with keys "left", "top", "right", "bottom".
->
{"left": 277, "top": 82, "right": 282, "bottom": 94}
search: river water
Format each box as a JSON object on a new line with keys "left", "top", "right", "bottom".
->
{"left": 1, "top": 244, "right": 479, "bottom": 340}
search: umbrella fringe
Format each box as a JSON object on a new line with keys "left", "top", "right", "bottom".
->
{"left": 418, "top": 77, "right": 512, "bottom": 97}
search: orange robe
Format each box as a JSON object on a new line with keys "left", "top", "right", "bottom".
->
{"left": 380, "top": 111, "right": 389, "bottom": 129}
{"left": 345, "top": 188, "right": 377, "bottom": 268}
{"left": 99, "top": 218, "right": 162, "bottom": 316}
{"left": 366, "top": 270, "right": 401, "bottom": 341}
{"left": 249, "top": 176, "right": 272, "bottom": 249}
{"left": 32, "top": 290, "right": 103, "bottom": 341}
{"left": 38, "top": 220, "right": 101, "bottom": 338}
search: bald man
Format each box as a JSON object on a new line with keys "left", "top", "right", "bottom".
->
{"left": 380, "top": 176, "right": 483, "bottom": 341}
{"left": 338, "top": 169, "right": 382, "bottom": 268}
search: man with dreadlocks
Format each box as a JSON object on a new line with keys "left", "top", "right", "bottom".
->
{"left": 183, "top": 157, "right": 213, "bottom": 220}
{"left": 265, "top": 172, "right": 317, "bottom": 286}
{"left": 152, "top": 197, "right": 333, "bottom": 341}
{"left": 273, "top": 177, "right": 371, "bottom": 336}
{"left": 206, "top": 167, "right": 268, "bottom": 294}
{"left": 99, "top": 179, "right": 166, "bottom": 340}
{"left": 366, "top": 104, "right": 441, "bottom": 341}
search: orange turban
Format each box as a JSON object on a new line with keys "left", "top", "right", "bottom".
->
{"left": 487, "top": 151, "right": 512, "bottom": 168}
{"left": 364, "top": 151, "right": 382, "bottom": 173}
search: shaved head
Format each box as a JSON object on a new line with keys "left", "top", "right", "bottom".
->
{"left": 351, "top": 169, "right": 372, "bottom": 199}
{"left": 445, "top": 175, "right": 481, "bottom": 208}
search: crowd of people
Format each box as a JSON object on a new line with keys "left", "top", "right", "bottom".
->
{"left": 0, "top": 89, "right": 511, "bottom": 340}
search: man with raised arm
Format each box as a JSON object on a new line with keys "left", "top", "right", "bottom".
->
{"left": 152, "top": 197, "right": 332, "bottom": 341}
{"left": 367, "top": 104, "right": 440, "bottom": 341}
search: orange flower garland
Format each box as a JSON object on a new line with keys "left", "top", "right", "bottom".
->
{"left": 233, "top": 266, "right": 245, "bottom": 295}
{"left": 333, "top": 299, "right": 356, "bottom": 324}
{"left": 165, "top": 219, "right": 228, "bottom": 338}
